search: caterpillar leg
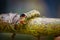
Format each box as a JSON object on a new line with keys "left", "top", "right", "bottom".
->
{"left": 11, "top": 33, "right": 16, "bottom": 40}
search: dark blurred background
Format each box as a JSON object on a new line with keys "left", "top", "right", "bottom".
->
{"left": 0, "top": 0, "right": 60, "bottom": 18}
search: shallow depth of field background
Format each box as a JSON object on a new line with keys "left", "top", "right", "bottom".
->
{"left": 0, "top": 0, "right": 60, "bottom": 40}
{"left": 0, "top": 0, "right": 60, "bottom": 18}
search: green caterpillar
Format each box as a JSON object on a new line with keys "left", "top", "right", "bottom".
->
{"left": 0, "top": 10, "right": 60, "bottom": 40}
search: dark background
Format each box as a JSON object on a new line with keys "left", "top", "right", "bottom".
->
{"left": 0, "top": 0, "right": 60, "bottom": 18}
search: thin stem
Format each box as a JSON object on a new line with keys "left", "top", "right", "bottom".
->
{"left": 11, "top": 33, "right": 16, "bottom": 40}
